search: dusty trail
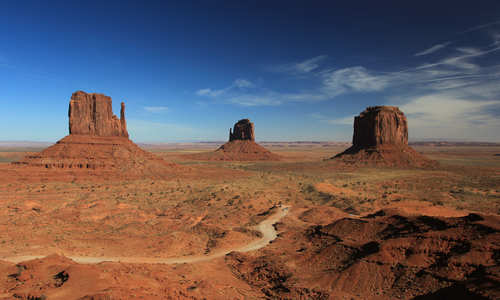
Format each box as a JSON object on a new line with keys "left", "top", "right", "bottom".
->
{"left": 1, "top": 206, "right": 289, "bottom": 265}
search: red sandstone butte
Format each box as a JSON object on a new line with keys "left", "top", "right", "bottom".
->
{"left": 229, "top": 119, "right": 255, "bottom": 142}
{"left": 187, "top": 119, "right": 281, "bottom": 161}
{"left": 69, "top": 91, "right": 128, "bottom": 138}
{"left": 15, "top": 91, "right": 176, "bottom": 175}
{"left": 352, "top": 106, "right": 407, "bottom": 147}
{"left": 333, "top": 106, "right": 435, "bottom": 167}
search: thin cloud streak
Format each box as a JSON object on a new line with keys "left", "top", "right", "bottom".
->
{"left": 196, "top": 78, "right": 256, "bottom": 97}
{"left": 460, "top": 19, "right": 500, "bottom": 33}
{"left": 415, "top": 42, "right": 451, "bottom": 56}
{"left": 268, "top": 55, "right": 328, "bottom": 74}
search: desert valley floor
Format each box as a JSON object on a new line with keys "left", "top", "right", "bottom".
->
{"left": 0, "top": 142, "right": 499, "bottom": 299}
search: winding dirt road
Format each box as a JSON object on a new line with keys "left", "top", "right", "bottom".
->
{"left": 2, "top": 206, "right": 289, "bottom": 264}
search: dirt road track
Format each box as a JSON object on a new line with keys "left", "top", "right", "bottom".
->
{"left": 1, "top": 206, "right": 290, "bottom": 264}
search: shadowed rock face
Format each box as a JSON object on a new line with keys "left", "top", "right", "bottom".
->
{"left": 353, "top": 106, "right": 408, "bottom": 148}
{"left": 69, "top": 91, "right": 128, "bottom": 138}
{"left": 229, "top": 119, "right": 255, "bottom": 142}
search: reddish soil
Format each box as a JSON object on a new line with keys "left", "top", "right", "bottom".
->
{"left": 0, "top": 144, "right": 498, "bottom": 299}
{"left": 2, "top": 208, "right": 496, "bottom": 300}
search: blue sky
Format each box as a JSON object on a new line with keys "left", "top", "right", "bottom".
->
{"left": 1, "top": 1, "right": 500, "bottom": 142}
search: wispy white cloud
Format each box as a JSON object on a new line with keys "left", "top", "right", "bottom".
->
{"left": 414, "top": 46, "right": 499, "bottom": 71}
{"left": 196, "top": 88, "right": 226, "bottom": 97}
{"left": 144, "top": 106, "right": 169, "bottom": 113}
{"left": 294, "top": 55, "right": 328, "bottom": 73}
{"left": 415, "top": 42, "right": 451, "bottom": 56}
{"left": 425, "top": 78, "right": 479, "bottom": 90}
{"left": 461, "top": 20, "right": 500, "bottom": 33}
{"left": 196, "top": 76, "right": 329, "bottom": 106}
{"left": 233, "top": 78, "right": 254, "bottom": 88}
{"left": 491, "top": 32, "right": 500, "bottom": 46}
{"left": 322, "top": 66, "right": 389, "bottom": 96}
{"left": 196, "top": 78, "right": 256, "bottom": 97}
{"left": 269, "top": 55, "right": 328, "bottom": 74}
{"left": 228, "top": 94, "right": 282, "bottom": 106}
{"left": 227, "top": 90, "right": 328, "bottom": 107}
{"left": 197, "top": 42, "right": 500, "bottom": 107}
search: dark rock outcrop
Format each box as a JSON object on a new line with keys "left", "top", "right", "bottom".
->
{"left": 333, "top": 106, "right": 435, "bottom": 167}
{"left": 229, "top": 119, "right": 255, "bottom": 142}
{"left": 69, "top": 91, "right": 128, "bottom": 138}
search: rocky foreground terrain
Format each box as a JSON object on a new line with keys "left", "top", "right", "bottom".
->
{"left": 0, "top": 141, "right": 498, "bottom": 299}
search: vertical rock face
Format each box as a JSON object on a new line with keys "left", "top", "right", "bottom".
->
{"left": 229, "top": 119, "right": 255, "bottom": 142}
{"left": 68, "top": 91, "right": 128, "bottom": 138}
{"left": 352, "top": 106, "right": 408, "bottom": 148}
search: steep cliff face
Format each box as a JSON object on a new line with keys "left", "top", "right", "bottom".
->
{"left": 353, "top": 106, "right": 407, "bottom": 147}
{"left": 334, "top": 106, "right": 435, "bottom": 167}
{"left": 229, "top": 119, "right": 255, "bottom": 142}
{"left": 68, "top": 91, "right": 128, "bottom": 138}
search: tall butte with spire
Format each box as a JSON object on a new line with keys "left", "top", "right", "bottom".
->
{"left": 333, "top": 106, "right": 435, "bottom": 167}
{"left": 16, "top": 91, "right": 176, "bottom": 175}
{"left": 68, "top": 91, "right": 128, "bottom": 137}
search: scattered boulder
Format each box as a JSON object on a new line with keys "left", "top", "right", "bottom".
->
{"left": 333, "top": 106, "right": 435, "bottom": 167}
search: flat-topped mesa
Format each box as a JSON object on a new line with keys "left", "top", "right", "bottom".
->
{"left": 353, "top": 106, "right": 408, "bottom": 148}
{"left": 333, "top": 105, "right": 435, "bottom": 167}
{"left": 68, "top": 91, "right": 128, "bottom": 138}
{"left": 229, "top": 119, "right": 255, "bottom": 142}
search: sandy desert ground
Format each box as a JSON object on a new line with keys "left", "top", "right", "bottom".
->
{"left": 0, "top": 143, "right": 498, "bottom": 299}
